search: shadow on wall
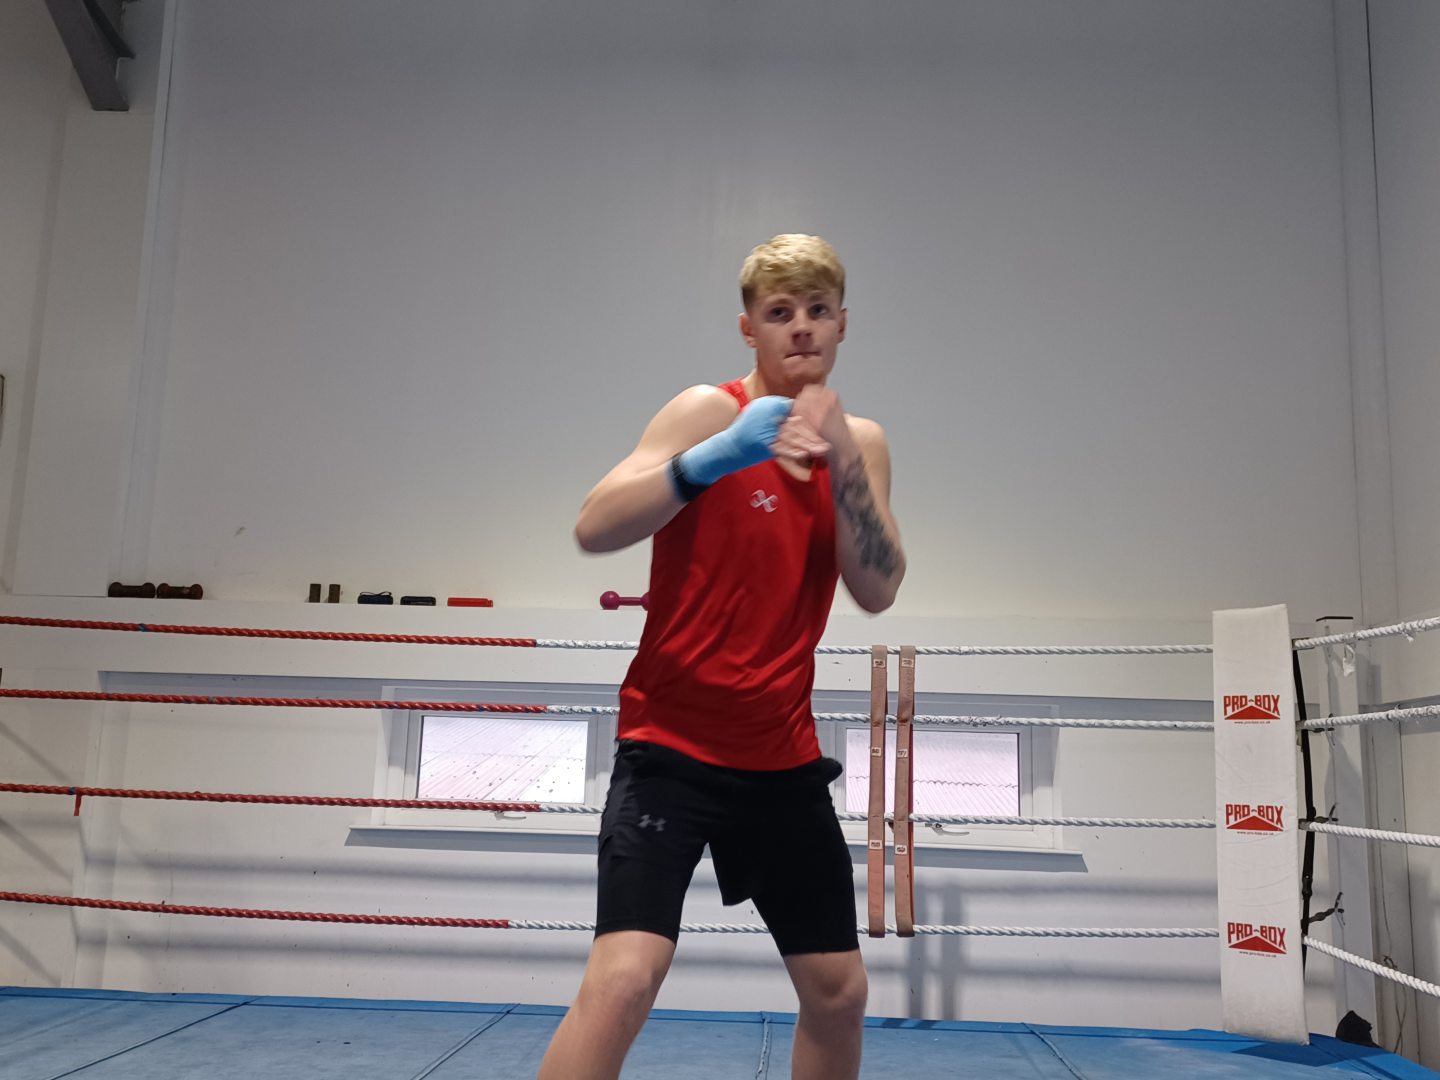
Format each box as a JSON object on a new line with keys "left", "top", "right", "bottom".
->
{"left": 0, "top": 723, "right": 77, "bottom": 781}
{"left": 67, "top": 925, "right": 1222, "bottom": 990}
{"left": 78, "top": 847, "right": 1224, "bottom": 897}
{"left": 0, "top": 922, "right": 60, "bottom": 983}
{"left": 904, "top": 880, "right": 1219, "bottom": 1018}
{"left": 0, "top": 813, "right": 74, "bottom": 880}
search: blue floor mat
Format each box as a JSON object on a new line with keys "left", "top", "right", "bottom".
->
{"left": 1, "top": 988, "right": 1433, "bottom": 1079}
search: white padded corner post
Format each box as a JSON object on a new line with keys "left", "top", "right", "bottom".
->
{"left": 1213, "top": 604, "right": 1307, "bottom": 1044}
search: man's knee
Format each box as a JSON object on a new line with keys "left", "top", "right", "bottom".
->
{"left": 577, "top": 932, "right": 675, "bottom": 1021}
{"left": 821, "top": 968, "right": 869, "bottom": 1025}
{"left": 586, "top": 954, "right": 667, "bottom": 1009}
{"left": 791, "top": 953, "right": 868, "bottom": 1025}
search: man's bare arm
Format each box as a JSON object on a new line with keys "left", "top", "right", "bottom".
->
{"left": 784, "top": 388, "right": 905, "bottom": 612}
{"left": 829, "top": 420, "right": 906, "bottom": 612}
{"left": 574, "top": 387, "right": 738, "bottom": 553}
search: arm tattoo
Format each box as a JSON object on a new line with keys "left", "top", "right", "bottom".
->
{"left": 833, "top": 456, "right": 900, "bottom": 577}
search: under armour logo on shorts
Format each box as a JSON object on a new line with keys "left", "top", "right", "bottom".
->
{"left": 750, "top": 490, "right": 779, "bottom": 513}
{"left": 638, "top": 814, "right": 666, "bottom": 832}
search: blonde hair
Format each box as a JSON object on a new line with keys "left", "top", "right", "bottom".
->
{"left": 739, "top": 234, "right": 845, "bottom": 309}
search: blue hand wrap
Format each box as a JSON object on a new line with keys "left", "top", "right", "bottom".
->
{"left": 673, "top": 395, "right": 793, "bottom": 494}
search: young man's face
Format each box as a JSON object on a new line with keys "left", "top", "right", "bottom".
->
{"left": 739, "top": 288, "right": 847, "bottom": 395}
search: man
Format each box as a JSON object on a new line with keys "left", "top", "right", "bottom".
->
{"left": 539, "top": 234, "right": 905, "bottom": 1080}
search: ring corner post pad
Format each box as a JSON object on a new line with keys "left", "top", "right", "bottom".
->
{"left": 867, "top": 644, "right": 888, "bottom": 940}
{"left": 1212, "top": 604, "right": 1308, "bottom": 1044}
{"left": 894, "top": 645, "right": 916, "bottom": 938}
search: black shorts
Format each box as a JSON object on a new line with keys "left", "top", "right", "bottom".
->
{"left": 595, "top": 739, "right": 859, "bottom": 956}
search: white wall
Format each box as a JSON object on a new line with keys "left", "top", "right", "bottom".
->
{"left": 1372, "top": 1, "right": 1440, "bottom": 621}
{"left": 1370, "top": 0, "right": 1440, "bottom": 1066}
{"left": 0, "top": 0, "right": 91, "bottom": 991}
{"left": 8, "top": 0, "right": 173, "bottom": 599}
{"left": 11, "top": 0, "right": 1361, "bottom": 626}
{"left": 0, "top": 1, "right": 71, "bottom": 592}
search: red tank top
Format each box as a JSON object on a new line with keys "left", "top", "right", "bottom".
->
{"left": 618, "top": 379, "right": 839, "bottom": 770}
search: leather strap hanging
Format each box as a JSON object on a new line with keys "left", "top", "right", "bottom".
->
{"left": 894, "top": 645, "right": 917, "bottom": 937}
{"left": 867, "top": 644, "right": 889, "bottom": 939}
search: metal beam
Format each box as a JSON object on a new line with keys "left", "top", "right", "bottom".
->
{"left": 42, "top": 0, "right": 131, "bottom": 112}
{"left": 84, "top": 0, "right": 134, "bottom": 61}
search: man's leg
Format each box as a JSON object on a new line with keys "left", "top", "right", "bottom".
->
{"left": 783, "top": 949, "right": 868, "bottom": 1080}
{"left": 732, "top": 768, "right": 864, "bottom": 1080}
{"left": 536, "top": 930, "right": 676, "bottom": 1080}
{"left": 541, "top": 741, "right": 707, "bottom": 1079}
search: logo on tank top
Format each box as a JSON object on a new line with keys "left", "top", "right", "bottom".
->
{"left": 637, "top": 814, "right": 666, "bottom": 832}
{"left": 750, "top": 490, "right": 780, "bottom": 513}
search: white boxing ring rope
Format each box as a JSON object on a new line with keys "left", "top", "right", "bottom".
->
{"left": 541, "top": 706, "right": 1215, "bottom": 732}
{"left": 1294, "top": 615, "right": 1440, "bottom": 651}
{"left": 498, "top": 809, "right": 1221, "bottom": 831}
{"left": 1302, "top": 821, "right": 1440, "bottom": 850}
{"left": 539, "top": 641, "right": 1217, "bottom": 656}
{"left": 510, "top": 921, "right": 1219, "bottom": 940}
{"left": 1304, "top": 938, "right": 1440, "bottom": 1001}
{"left": 384, "top": 703, "right": 1216, "bottom": 732}
{"left": 1300, "top": 703, "right": 1440, "bottom": 731}
{"left": 904, "top": 814, "right": 1215, "bottom": 829}
{"left": 816, "top": 711, "right": 1213, "bottom": 731}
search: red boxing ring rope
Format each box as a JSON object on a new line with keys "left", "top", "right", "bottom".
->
{"left": 0, "top": 615, "right": 536, "bottom": 648}
{"left": 0, "top": 689, "right": 550, "bottom": 711}
{"left": 0, "top": 782, "right": 547, "bottom": 815}
{"left": 0, "top": 892, "right": 511, "bottom": 928}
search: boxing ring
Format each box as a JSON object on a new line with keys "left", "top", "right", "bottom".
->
{"left": 1, "top": 607, "right": 1439, "bottom": 1078}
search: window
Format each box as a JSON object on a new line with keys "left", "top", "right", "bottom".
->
{"left": 417, "top": 715, "right": 589, "bottom": 804}
{"left": 843, "top": 729, "right": 1020, "bottom": 816}
{"left": 377, "top": 684, "right": 1057, "bottom": 851}
{"left": 818, "top": 692, "right": 1057, "bottom": 851}
{"left": 378, "top": 682, "right": 615, "bottom": 835}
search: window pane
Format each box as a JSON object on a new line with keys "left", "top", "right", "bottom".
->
{"left": 418, "top": 715, "right": 588, "bottom": 803}
{"left": 844, "top": 729, "right": 1019, "bottom": 816}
